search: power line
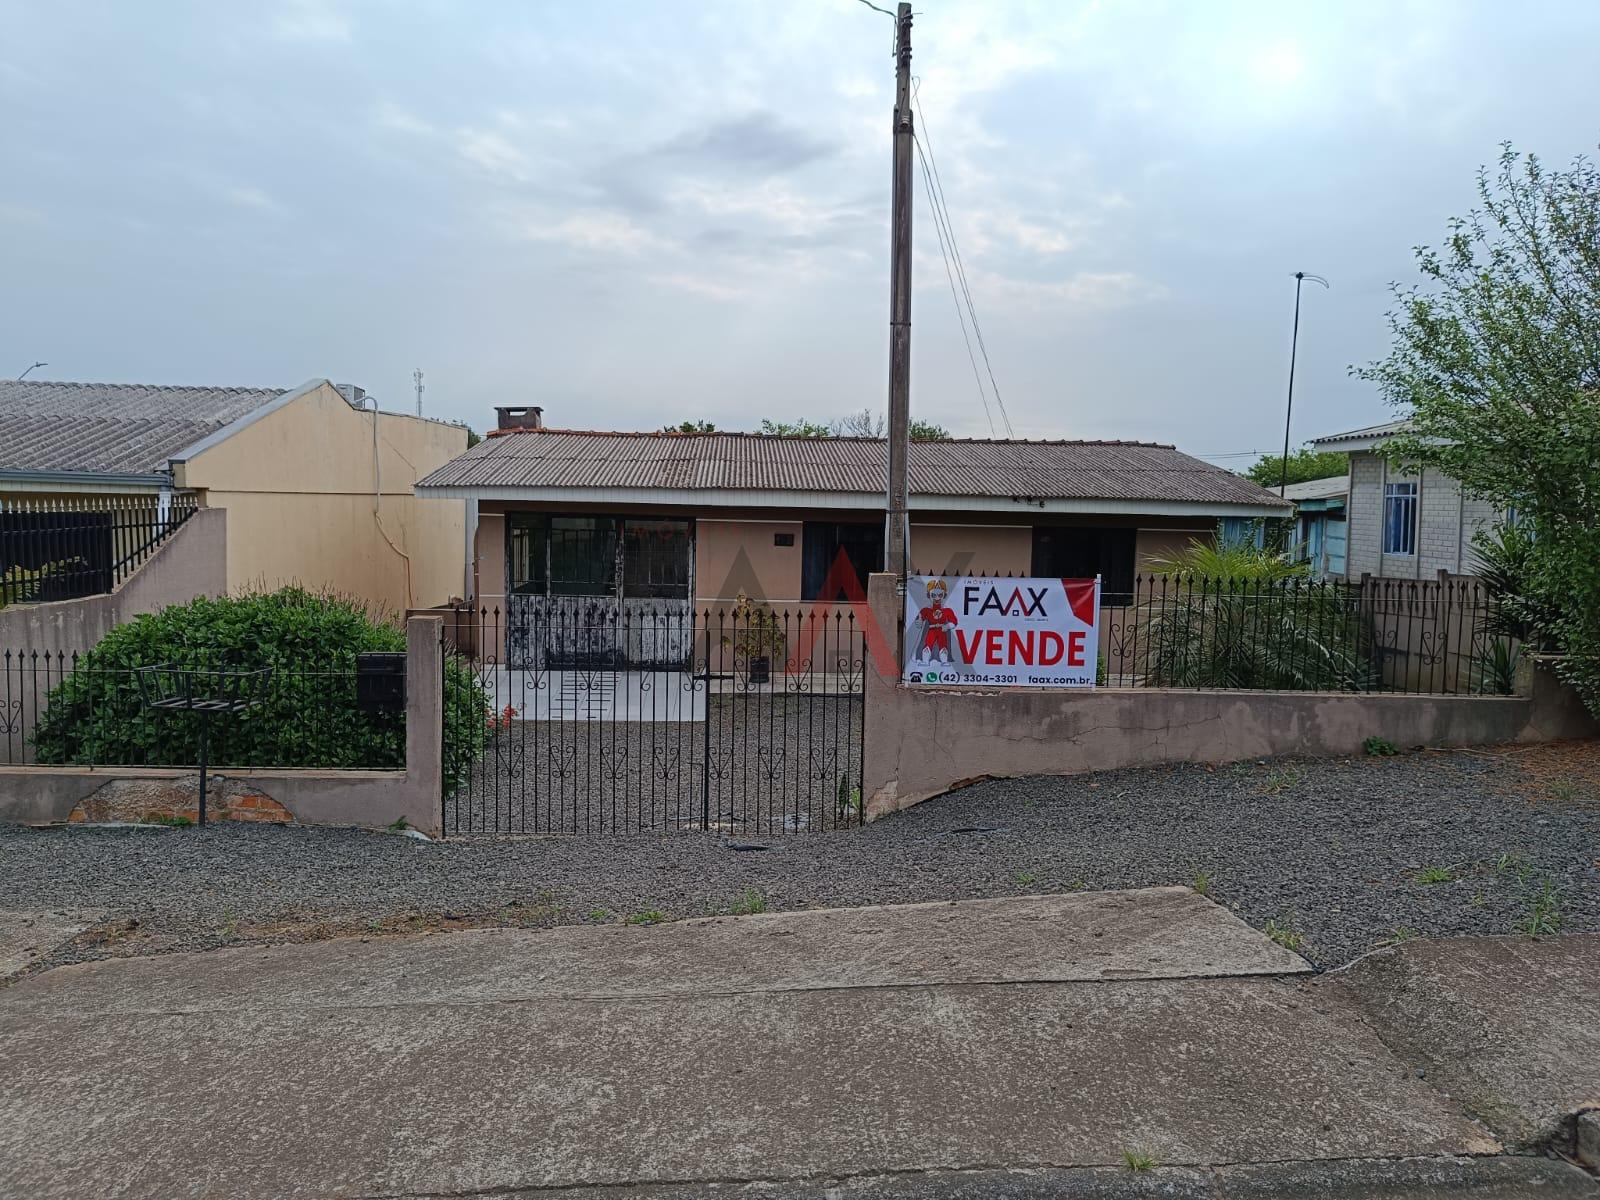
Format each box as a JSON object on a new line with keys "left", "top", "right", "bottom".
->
{"left": 914, "top": 136, "right": 996, "bottom": 437}
{"left": 912, "top": 83, "right": 1014, "bottom": 438}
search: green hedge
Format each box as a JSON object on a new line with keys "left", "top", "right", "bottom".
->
{"left": 31, "top": 589, "right": 488, "bottom": 789}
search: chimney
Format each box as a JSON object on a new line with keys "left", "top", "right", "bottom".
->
{"left": 495, "top": 405, "right": 543, "bottom": 431}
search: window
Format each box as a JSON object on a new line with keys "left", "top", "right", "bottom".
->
{"left": 1383, "top": 482, "right": 1418, "bottom": 556}
{"left": 802, "top": 521, "right": 883, "bottom": 601}
{"left": 622, "top": 519, "right": 692, "bottom": 598}
{"left": 506, "top": 515, "right": 692, "bottom": 599}
{"left": 1032, "top": 526, "right": 1136, "bottom": 604}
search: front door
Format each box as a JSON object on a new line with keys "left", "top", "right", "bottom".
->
{"left": 1032, "top": 526, "right": 1136, "bottom": 603}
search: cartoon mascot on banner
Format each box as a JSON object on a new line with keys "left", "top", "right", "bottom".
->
{"left": 911, "top": 577, "right": 960, "bottom": 665}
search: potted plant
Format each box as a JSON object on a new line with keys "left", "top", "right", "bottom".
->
{"left": 722, "top": 592, "right": 786, "bottom": 685}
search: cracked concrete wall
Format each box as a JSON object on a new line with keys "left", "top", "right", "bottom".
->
{"left": 861, "top": 574, "right": 1596, "bottom": 820}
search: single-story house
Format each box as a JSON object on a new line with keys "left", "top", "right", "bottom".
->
{"left": 0, "top": 377, "right": 468, "bottom": 612}
{"left": 414, "top": 406, "right": 1291, "bottom": 664}
{"left": 1311, "top": 419, "right": 1504, "bottom": 580}
{"left": 1281, "top": 475, "right": 1348, "bottom": 580}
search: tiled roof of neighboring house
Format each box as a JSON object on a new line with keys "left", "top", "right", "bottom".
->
{"left": 0, "top": 379, "right": 286, "bottom": 477}
{"left": 1280, "top": 475, "right": 1349, "bottom": 503}
{"left": 1311, "top": 418, "right": 1412, "bottom": 449}
{"left": 417, "top": 428, "right": 1291, "bottom": 509}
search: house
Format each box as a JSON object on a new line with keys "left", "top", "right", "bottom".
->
{"left": 414, "top": 406, "right": 1291, "bottom": 663}
{"left": 1281, "top": 475, "right": 1348, "bottom": 580}
{"left": 1311, "top": 419, "right": 1503, "bottom": 580}
{"left": 0, "top": 377, "right": 468, "bottom": 613}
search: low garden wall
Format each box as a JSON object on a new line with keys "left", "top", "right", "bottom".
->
{"left": 861, "top": 574, "right": 1597, "bottom": 820}
{"left": 0, "top": 615, "right": 444, "bottom": 834}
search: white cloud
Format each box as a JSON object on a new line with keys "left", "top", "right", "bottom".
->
{"left": 970, "top": 268, "right": 1166, "bottom": 311}
{"left": 516, "top": 210, "right": 674, "bottom": 256}
{"left": 457, "top": 129, "right": 531, "bottom": 179}
{"left": 375, "top": 103, "right": 435, "bottom": 138}
{"left": 272, "top": 0, "right": 351, "bottom": 43}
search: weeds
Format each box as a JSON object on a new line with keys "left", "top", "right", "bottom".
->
{"left": 1518, "top": 877, "right": 1564, "bottom": 935}
{"left": 1264, "top": 912, "right": 1305, "bottom": 952}
{"left": 1378, "top": 926, "right": 1420, "bottom": 947}
{"left": 220, "top": 907, "right": 239, "bottom": 940}
{"left": 1547, "top": 778, "right": 1579, "bottom": 804}
{"left": 1260, "top": 765, "right": 1303, "bottom": 795}
{"left": 729, "top": 887, "right": 768, "bottom": 916}
{"left": 1123, "top": 1149, "right": 1156, "bottom": 1172}
{"left": 587, "top": 908, "right": 610, "bottom": 923}
{"left": 1191, "top": 869, "right": 1215, "bottom": 898}
{"left": 1415, "top": 865, "right": 1457, "bottom": 885}
{"left": 1364, "top": 736, "right": 1399, "bottom": 757}
{"left": 387, "top": 816, "right": 410, "bottom": 832}
{"left": 1013, "top": 871, "right": 1037, "bottom": 887}
{"left": 626, "top": 908, "right": 668, "bottom": 926}
{"left": 140, "top": 813, "right": 192, "bottom": 827}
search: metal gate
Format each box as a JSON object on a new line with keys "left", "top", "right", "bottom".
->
{"left": 440, "top": 602, "right": 866, "bottom": 835}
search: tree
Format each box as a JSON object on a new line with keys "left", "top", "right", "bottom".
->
{"left": 910, "top": 419, "right": 953, "bottom": 441}
{"left": 757, "top": 413, "right": 954, "bottom": 440}
{"left": 1357, "top": 143, "right": 1600, "bottom": 714}
{"left": 663, "top": 420, "right": 716, "bottom": 433}
{"left": 759, "top": 417, "right": 834, "bottom": 437}
{"left": 1243, "top": 446, "right": 1347, "bottom": 489}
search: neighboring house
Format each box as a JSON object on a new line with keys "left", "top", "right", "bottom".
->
{"left": 1311, "top": 419, "right": 1502, "bottom": 580}
{"left": 0, "top": 378, "right": 467, "bottom": 613}
{"left": 415, "top": 406, "right": 1291, "bottom": 663}
{"left": 1281, "top": 475, "right": 1348, "bottom": 580}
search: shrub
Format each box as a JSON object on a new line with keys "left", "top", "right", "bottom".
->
{"left": 32, "top": 588, "right": 489, "bottom": 785}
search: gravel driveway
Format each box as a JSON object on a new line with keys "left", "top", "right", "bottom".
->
{"left": 4, "top": 743, "right": 1597, "bottom": 973}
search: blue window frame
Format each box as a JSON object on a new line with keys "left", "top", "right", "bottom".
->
{"left": 1383, "top": 482, "right": 1418, "bottom": 556}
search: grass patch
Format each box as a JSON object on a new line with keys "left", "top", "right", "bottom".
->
{"left": 1264, "top": 912, "right": 1305, "bottom": 952}
{"left": 587, "top": 908, "right": 610, "bottom": 923}
{"left": 1518, "top": 877, "right": 1564, "bottom": 935}
{"left": 729, "top": 887, "right": 767, "bottom": 916}
{"left": 1122, "top": 1149, "right": 1156, "bottom": 1172}
{"left": 139, "top": 813, "right": 192, "bottom": 827}
{"left": 1364, "top": 735, "right": 1399, "bottom": 757}
{"left": 1260, "top": 765, "right": 1303, "bottom": 795}
{"left": 1415, "top": 865, "right": 1457, "bottom": 885}
{"left": 626, "top": 908, "right": 668, "bottom": 926}
{"left": 1191, "top": 869, "right": 1215, "bottom": 898}
{"left": 387, "top": 815, "right": 409, "bottom": 832}
{"left": 1013, "top": 870, "right": 1037, "bottom": 887}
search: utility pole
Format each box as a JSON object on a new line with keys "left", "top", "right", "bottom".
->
{"left": 1277, "top": 272, "right": 1328, "bottom": 497}
{"left": 413, "top": 367, "right": 424, "bottom": 417}
{"left": 885, "top": 1, "right": 913, "bottom": 582}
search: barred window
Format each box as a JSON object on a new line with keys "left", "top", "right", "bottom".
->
{"left": 1383, "top": 482, "right": 1418, "bottom": 556}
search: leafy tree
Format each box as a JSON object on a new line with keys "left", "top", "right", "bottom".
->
{"left": 663, "top": 420, "right": 716, "bottom": 433}
{"left": 31, "top": 588, "right": 488, "bottom": 790}
{"left": 911, "top": 419, "right": 954, "bottom": 441}
{"left": 1243, "top": 446, "right": 1348, "bottom": 489}
{"left": 1357, "top": 144, "right": 1600, "bottom": 715}
{"left": 758, "top": 412, "right": 954, "bottom": 440}
{"left": 759, "top": 417, "right": 835, "bottom": 437}
{"left": 465, "top": 427, "right": 482, "bottom": 449}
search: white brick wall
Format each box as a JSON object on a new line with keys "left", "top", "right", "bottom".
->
{"left": 1344, "top": 451, "right": 1504, "bottom": 579}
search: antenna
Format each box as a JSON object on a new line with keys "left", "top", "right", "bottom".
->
{"left": 413, "top": 368, "right": 424, "bottom": 417}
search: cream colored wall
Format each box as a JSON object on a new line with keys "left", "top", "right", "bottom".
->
{"left": 175, "top": 382, "right": 467, "bottom": 613}
{"left": 1135, "top": 527, "right": 1212, "bottom": 570}
{"left": 696, "top": 519, "right": 802, "bottom": 603}
{"left": 909, "top": 524, "right": 1030, "bottom": 576}
{"left": 474, "top": 512, "right": 507, "bottom": 606}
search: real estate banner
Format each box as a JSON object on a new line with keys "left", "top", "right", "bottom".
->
{"left": 902, "top": 575, "right": 1101, "bottom": 688}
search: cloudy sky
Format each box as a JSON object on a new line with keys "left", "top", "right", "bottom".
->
{"left": 3, "top": 1, "right": 1596, "bottom": 463}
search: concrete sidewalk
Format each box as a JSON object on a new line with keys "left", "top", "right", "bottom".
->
{"left": 0, "top": 890, "right": 1593, "bottom": 1199}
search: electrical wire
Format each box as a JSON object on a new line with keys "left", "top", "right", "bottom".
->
{"left": 912, "top": 84, "right": 1015, "bottom": 437}
{"left": 915, "top": 137, "right": 996, "bottom": 437}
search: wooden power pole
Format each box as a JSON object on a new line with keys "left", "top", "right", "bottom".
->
{"left": 885, "top": 1, "right": 913, "bottom": 583}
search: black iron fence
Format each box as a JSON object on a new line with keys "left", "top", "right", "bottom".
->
{"left": 0, "top": 649, "right": 404, "bottom": 768}
{"left": 0, "top": 494, "right": 199, "bottom": 606}
{"left": 1089, "top": 574, "right": 1509, "bottom": 695}
{"left": 441, "top": 600, "right": 867, "bottom": 836}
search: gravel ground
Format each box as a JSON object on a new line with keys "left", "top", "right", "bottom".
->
{"left": 3, "top": 743, "right": 1597, "bottom": 974}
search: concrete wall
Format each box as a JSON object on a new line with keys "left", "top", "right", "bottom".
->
{"left": 860, "top": 574, "right": 1596, "bottom": 820}
{"left": 1345, "top": 452, "right": 1502, "bottom": 581}
{"left": 0, "top": 615, "right": 445, "bottom": 835}
{"left": 698, "top": 519, "right": 803, "bottom": 602}
{"left": 176, "top": 382, "right": 467, "bottom": 613}
{"left": 0, "top": 506, "right": 226, "bottom": 659}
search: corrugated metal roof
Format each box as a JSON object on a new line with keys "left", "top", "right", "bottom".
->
{"left": 1280, "top": 475, "right": 1349, "bottom": 502}
{"left": 1311, "top": 418, "right": 1412, "bottom": 446}
{"left": 0, "top": 380, "right": 285, "bottom": 476}
{"left": 417, "top": 429, "right": 1290, "bottom": 509}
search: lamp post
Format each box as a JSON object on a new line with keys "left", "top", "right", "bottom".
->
{"left": 1278, "top": 272, "right": 1328, "bottom": 496}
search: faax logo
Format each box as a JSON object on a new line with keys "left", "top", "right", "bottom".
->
{"left": 960, "top": 583, "right": 1049, "bottom": 618}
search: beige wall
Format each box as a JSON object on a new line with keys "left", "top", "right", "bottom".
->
{"left": 909, "top": 524, "right": 1030, "bottom": 576}
{"left": 1135, "top": 527, "right": 1211, "bottom": 570}
{"left": 175, "top": 382, "right": 467, "bottom": 614}
{"left": 697, "top": 519, "right": 802, "bottom": 602}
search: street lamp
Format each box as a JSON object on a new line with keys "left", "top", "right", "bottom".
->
{"left": 16, "top": 361, "right": 46, "bottom": 381}
{"left": 1278, "top": 272, "right": 1328, "bottom": 497}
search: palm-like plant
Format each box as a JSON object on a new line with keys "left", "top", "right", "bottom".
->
{"left": 1140, "top": 540, "right": 1375, "bottom": 691}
